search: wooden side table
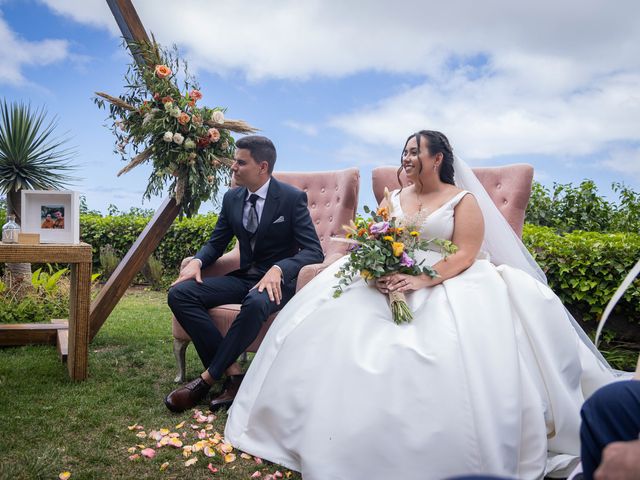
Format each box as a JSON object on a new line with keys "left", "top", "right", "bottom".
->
{"left": 0, "top": 243, "right": 92, "bottom": 380}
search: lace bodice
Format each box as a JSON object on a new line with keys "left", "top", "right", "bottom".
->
{"left": 389, "top": 189, "right": 469, "bottom": 242}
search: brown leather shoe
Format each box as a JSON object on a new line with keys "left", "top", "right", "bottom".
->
{"left": 164, "top": 376, "right": 211, "bottom": 413}
{"left": 209, "top": 374, "right": 244, "bottom": 412}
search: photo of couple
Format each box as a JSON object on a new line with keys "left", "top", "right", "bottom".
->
{"left": 40, "top": 206, "right": 65, "bottom": 230}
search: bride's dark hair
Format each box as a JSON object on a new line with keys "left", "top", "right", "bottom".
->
{"left": 396, "top": 130, "right": 455, "bottom": 188}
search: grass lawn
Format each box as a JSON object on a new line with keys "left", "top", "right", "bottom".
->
{"left": 0, "top": 289, "right": 301, "bottom": 480}
{"left": 1, "top": 289, "right": 637, "bottom": 479}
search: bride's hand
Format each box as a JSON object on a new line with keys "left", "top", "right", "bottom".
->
{"left": 379, "top": 274, "right": 428, "bottom": 293}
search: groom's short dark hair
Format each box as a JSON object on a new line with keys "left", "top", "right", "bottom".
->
{"left": 236, "top": 135, "right": 277, "bottom": 173}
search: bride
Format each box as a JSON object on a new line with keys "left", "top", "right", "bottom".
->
{"left": 225, "top": 130, "right": 615, "bottom": 480}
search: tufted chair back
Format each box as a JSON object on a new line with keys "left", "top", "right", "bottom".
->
{"left": 271, "top": 168, "right": 360, "bottom": 256}
{"left": 371, "top": 164, "right": 533, "bottom": 238}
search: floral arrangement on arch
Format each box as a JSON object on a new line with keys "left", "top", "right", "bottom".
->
{"left": 333, "top": 188, "right": 457, "bottom": 324}
{"left": 94, "top": 40, "right": 256, "bottom": 216}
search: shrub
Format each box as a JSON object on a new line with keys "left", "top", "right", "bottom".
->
{"left": 141, "top": 254, "right": 164, "bottom": 290}
{"left": 526, "top": 180, "right": 640, "bottom": 233}
{"left": 522, "top": 224, "right": 640, "bottom": 323}
{"left": 99, "top": 244, "right": 121, "bottom": 279}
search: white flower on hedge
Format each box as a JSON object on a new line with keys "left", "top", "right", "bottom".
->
{"left": 173, "top": 133, "right": 184, "bottom": 145}
{"left": 184, "top": 138, "right": 196, "bottom": 150}
{"left": 163, "top": 131, "right": 174, "bottom": 142}
{"left": 211, "top": 110, "right": 224, "bottom": 124}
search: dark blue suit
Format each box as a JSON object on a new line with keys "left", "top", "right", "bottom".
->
{"left": 168, "top": 177, "right": 324, "bottom": 379}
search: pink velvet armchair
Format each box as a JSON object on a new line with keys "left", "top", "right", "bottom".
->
{"left": 371, "top": 164, "right": 534, "bottom": 238}
{"left": 172, "top": 168, "right": 360, "bottom": 382}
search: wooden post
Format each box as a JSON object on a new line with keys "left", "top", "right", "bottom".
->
{"left": 89, "top": 0, "right": 180, "bottom": 339}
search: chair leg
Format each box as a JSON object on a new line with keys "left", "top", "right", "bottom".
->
{"left": 173, "top": 337, "right": 190, "bottom": 383}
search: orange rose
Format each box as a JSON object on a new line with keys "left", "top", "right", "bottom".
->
{"left": 190, "top": 89, "right": 203, "bottom": 101}
{"left": 154, "top": 64, "right": 172, "bottom": 79}
{"left": 177, "top": 112, "right": 190, "bottom": 125}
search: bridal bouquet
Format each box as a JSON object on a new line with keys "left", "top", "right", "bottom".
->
{"left": 333, "top": 189, "right": 456, "bottom": 324}
{"left": 94, "top": 40, "right": 256, "bottom": 216}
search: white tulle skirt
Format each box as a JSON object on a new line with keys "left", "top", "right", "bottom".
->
{"left": 225, "top": 253, "right": 614, "bottom": 480}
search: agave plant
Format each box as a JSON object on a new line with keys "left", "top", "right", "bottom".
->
{"left": 0, "top": 99, "right": 78, "bottom": 292}
{"left": 0, "top": 99, "right": 77, "bottom": 221}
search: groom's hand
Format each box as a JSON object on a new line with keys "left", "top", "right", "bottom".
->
{"left": 171, "top": 259, "right": 203, "bottom": 287}
{"left": 255, "top": 266, "right": 283, "bottom": 305}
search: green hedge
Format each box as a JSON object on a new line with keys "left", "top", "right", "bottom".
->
{"left": 79, "top": 214, "right": 640, "bottom": 324}
{"left": 523, "top": 224, "right": 640, "bottom": 323}
{"left": 80, "top": 212, "right": 225, "bottom": 274}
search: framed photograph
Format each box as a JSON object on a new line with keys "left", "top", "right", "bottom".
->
{"left": 21, "top": 190, "right": 80, "bottom": 244}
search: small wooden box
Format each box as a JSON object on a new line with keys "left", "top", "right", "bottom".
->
{"left": 18, "top": 233, "right": 40, "bottom": 244}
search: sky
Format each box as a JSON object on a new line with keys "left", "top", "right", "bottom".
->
{"left": 1, "top": 0, "right": 639, "bottom": 214}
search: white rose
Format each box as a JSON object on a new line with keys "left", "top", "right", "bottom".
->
{"left": 184, "top": 139, "right": 196, "bottom": 150}
{"left": 163, "top": 131, "right": 173, "bottom": 142}
{"left": 170, "top": 107, "right": 181, "bottom": 118}
{"left": 173, "top": 133, "right": 184, "bottom": 145}
{"left": 211, "top": 110, "right": 225, "bottom": 124}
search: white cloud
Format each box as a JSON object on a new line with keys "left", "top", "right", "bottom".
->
{"left": 0, "top": 13, "right": 70, "bottom": 85}
{"left": 35, "top": 0, "right": 640, "bottom": 162}
{"left": 282, "top": 120, "right": 318, "bottom": 136}
{"left": 601, "top": 147, "right": 640, "bottom": 181}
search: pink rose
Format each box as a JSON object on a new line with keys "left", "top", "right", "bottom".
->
{"left": 208, "top": 127, "right": 221, "bottom": 142}
{"left": 190, "top": 89, "right": 203, "bottom": 101}
{"left": 177, "top": 112, "right": 190, "bottom": 125}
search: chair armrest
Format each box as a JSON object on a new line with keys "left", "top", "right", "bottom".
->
{"left": 179, "top": 244, "right": 240, "bottom": 278}
{"left": 296, "top": 252, "right": 344, "bottom": 292}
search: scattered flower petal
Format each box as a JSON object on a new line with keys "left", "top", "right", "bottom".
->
{"left": 168, "top": 437, "right": 183, "bottom": 448}
{"left": 224, "top": 453, "right": 236, "bottom": 463}
{"left": 197, "top": 429, "right": 208, "bottom": 439}
{"left": 136, "top": 431, "right": 147, "bottom": 438}
{"left": 219, "top": 443, "right": 233, "bottom": 454}
{"left": 136, "top": 444, "right": 146, "bottom": 449}
{"left": 128, "top": 454, "right": 140, "bottom": 461}
{"left": 207, "top": 463, "right": 219, "bottom": 474}
{"left": 59, "top": 472, "right": 71, "bottom": 480}
{"left": 127, "top": 447, "right": 136, "bottom": 454}
{"left": 141, "top": 448, "right": 156, "bottom": 459}
{"left": 159, "top": 428, "right": 170, "bottom": 435}
{"left": 175, "top": 421, "right": 185, "bottom": 429}
{"left": 160, "top": 462, "right": 169, "bottom": 471}
{"left": 240, "top": 453, "right": 252, "bottom": 460}
{"left": 185, "top": 457, "right": 198, "bottom": 467}
{"left": 127, "top": 424, "right": 138, "bottom": 431}
{"left": 251, "top": 471, "right": 262, "bottom": 478}
{"left": 254, "top": 457, "right": 264, "bottom": 465}
{"left": 149, "top": 430, "right": 163, "bottom": 441}
{"left": 203, "top": 445, "right": 216, "bottom": 457}
{"left": 274, "top": 471, "right": 283, "bottom": 479}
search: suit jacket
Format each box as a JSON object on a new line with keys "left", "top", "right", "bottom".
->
{"left": 194, "top": 177, "right": 324, "bottom": 285}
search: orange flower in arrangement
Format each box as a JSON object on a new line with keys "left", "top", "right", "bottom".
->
{"left": 208, "top": 127, "right": 221, "bottom": 142}
{"left": 177, "top": 112, "right": 191, "bottom": 125}
{"left": 190, "top": 89, "right": 203, "bottom": 101}
{"left": 357, "top": 228, "right": 367, "bottom": 237}
{"left": 154, "top": 64, "right": 172, "bottom": 79}
{"left": 392, "top": 242, "right": 405, "bottom": 257}
{"left": 376, "top": 206, "right": 389, "bottom": 221}
{"left": 161, "top": 96, "right": 173, "bottom": 104}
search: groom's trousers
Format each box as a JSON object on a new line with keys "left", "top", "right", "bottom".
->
{"left": 168, "top": 270, "right": 295, "bottom": 380}
{"left": 580, "top": 380, "right": 640, "bottom": 480}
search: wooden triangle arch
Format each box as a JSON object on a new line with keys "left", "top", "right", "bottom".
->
{"left": 89, "top": 0, "right": 180, "bottom": 340}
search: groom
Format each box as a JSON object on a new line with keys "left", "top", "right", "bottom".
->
{"left": 165, "top": 135, "right": 324, "bottom": 413}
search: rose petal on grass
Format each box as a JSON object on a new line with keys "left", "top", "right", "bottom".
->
{"left": 141, "top": 448, "right": 156, "bottom": 459}
{"left": 175, "top": 421, "right": 185, "bottom": 429}
{"left": 254, "top": 457, "right": 264, "bottom": 465}
{"left": 128, "top": 454, "right": 140, "bottom": 461}
{"left": 224, "top": 453, "right": 237, "bottom": 463}
{"left": 197, "top": 429, "right": 208, "bottom": 439}
{"left": 160, "top": 462, "right": 169, "bottom": 471}
{"left": 251, "top": 471, "right": 262, "bottom": 478}
{"left": 127, "top": 424, "right": 138, "bottom": 431}
{"left": 136, "top": 444, "right": 146, "bottom": 449}
{"left": 240, "top": 453, "right": 252, "bottom": 460}
{"left": 203, "top": 445, "right": 216, "bottom": 457}
{"left": 168, "top": 432, "right": 180, "bottom": 438}
{"left": 136, "top": 431, "right": 147, "bottom": 438}
{"left": 185, "top": 457, "right": 198, "bottom": 467}
{"left": 149, "top": 431, "right": 163, "bottom": 441}
{"left": 207, "top": 463, "right": 219, "bottom": 474}
{"left": 127, "top": 447, "right": 136, "bottom": 454}
{"left": 274, "top": 471, "right": 283, "bottom": 478}
{"left": 168, "top": 437, "right": 183, "bottom": 448}
{"left": 159, "top": 428, "right": 170, "bottom": 435}
{"left": 59, "top": 472, "right": 71, "bottom": 480}
{"left": 285, "top": 472, "right": 293, "bottom": 478}
{"left": 219, "top": 443, "right": 233, "bottom": 454}
{"left": 205, "top": 424, "right": 214, "bottom": 431}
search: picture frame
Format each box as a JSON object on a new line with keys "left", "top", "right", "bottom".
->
{"left": 20, "top": 190, "right": 80, "bottom": 244}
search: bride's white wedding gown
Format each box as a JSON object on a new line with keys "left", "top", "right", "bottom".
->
{"left": 225, "top": 190, "right": 614, "bottom": 480}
